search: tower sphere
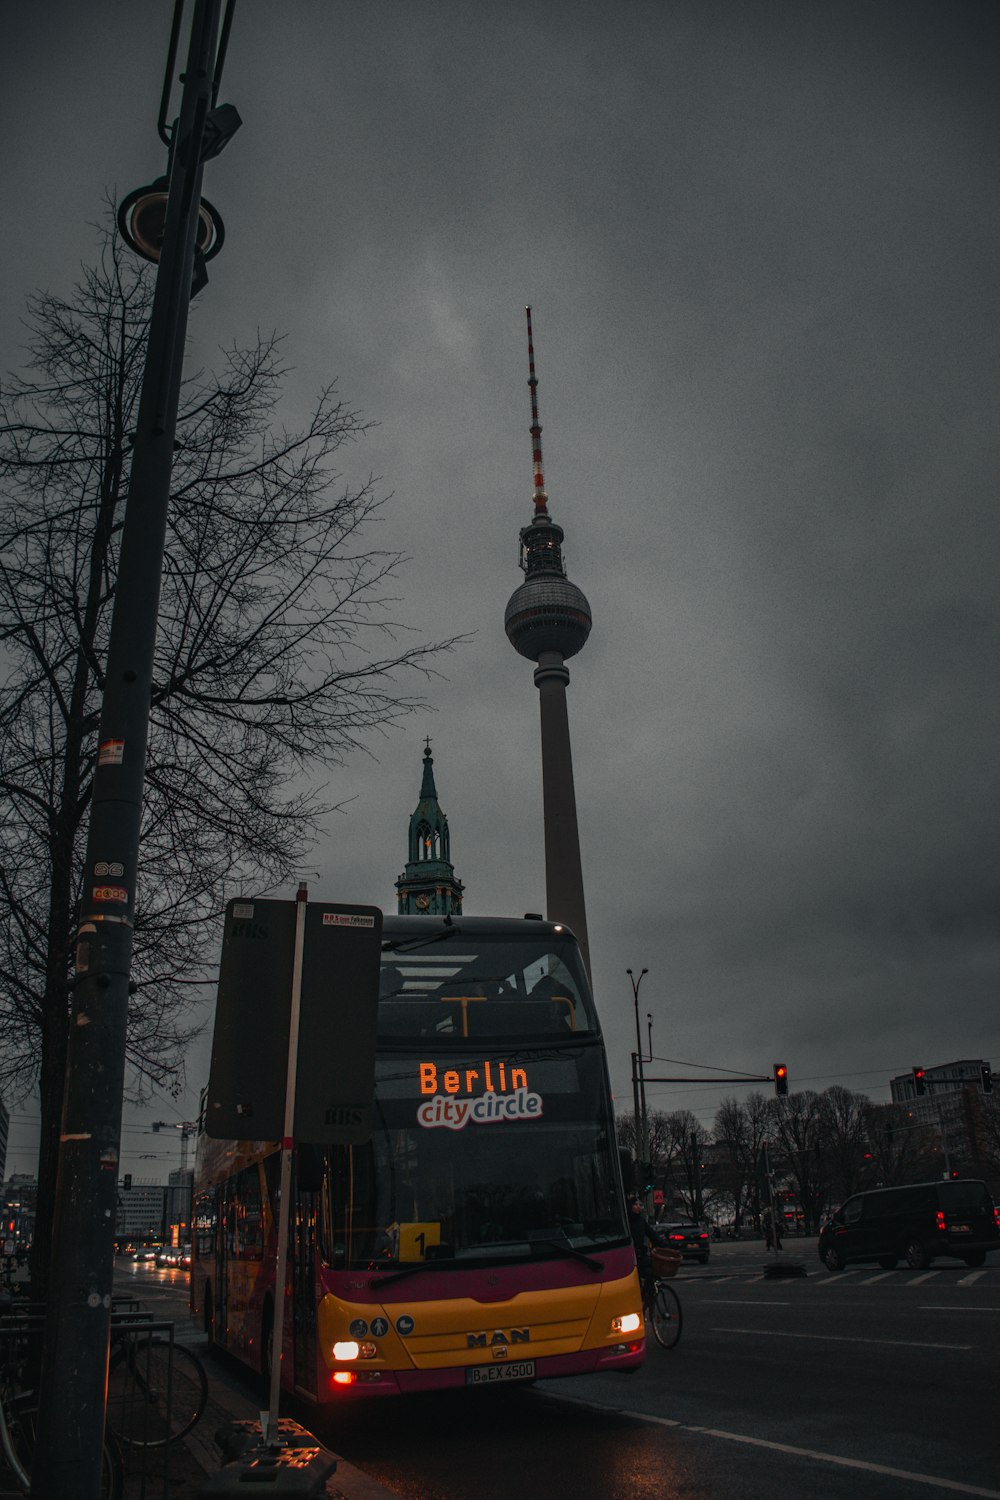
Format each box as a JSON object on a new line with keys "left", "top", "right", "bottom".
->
{"left": 504, "top": 572, "right": 592, "bottom": 662}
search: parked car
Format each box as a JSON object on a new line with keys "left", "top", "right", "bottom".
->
{"left": 654, "top": 1219, "right": 711, "bottom": 1264}
{"left": 819, "top": 1178, "right": 1000, "bottom": 1272}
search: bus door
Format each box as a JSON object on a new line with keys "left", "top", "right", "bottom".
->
{"left": 291, "top": 1161, "right": 319, "bottom": 1397}
{"left": 215, "top": 1186, "right": 229, "bottom": 1345}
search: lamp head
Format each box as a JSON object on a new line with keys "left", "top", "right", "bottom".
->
{"left": 117, "top": 177, "right": 225, "bottom": 264}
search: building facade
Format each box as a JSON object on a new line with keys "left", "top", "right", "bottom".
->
{"left": 889, "top": 1059, "right": 993, "bottom": 1178}
{"left": 114, "top": 1180, "right": 166, "bottom": 1244}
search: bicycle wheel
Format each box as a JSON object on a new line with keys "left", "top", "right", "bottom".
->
{"left": 107, "top": 1336, "right": 207, "bottom": 1447}
{"left": 650, "top": 1281, "right": 682, "bottom": 1349}
{"left": 1, "top": 1395, "right": 124, "bottom": 1499}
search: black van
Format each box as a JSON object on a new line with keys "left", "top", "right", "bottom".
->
{"left": 818, "top": 1179, "right": 999, "bottom": 1272}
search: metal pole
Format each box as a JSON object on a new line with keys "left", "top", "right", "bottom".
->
{"left": 627, "top": 968, "right": 649, "bottom": 1204}
{"left": 32, "top": 6, "right": 225, "bottom": 1494}
{"left": 266, "top": 883, "right": 308, "bottom": 1442}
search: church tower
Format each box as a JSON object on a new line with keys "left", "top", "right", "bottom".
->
{"left": 396, "top": 740, "right": 465, "bottom": 915}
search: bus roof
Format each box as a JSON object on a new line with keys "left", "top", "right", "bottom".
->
{"left": 382, "top": 915, "right": 578, "bottom": 942}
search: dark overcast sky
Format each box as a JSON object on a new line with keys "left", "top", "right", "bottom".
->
{"left": 2, "top": 0, "right": 999, "bottom": 1178}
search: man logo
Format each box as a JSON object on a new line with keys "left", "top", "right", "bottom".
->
{"left": 467, "top": 1328, "right": 529, "bottom": 1348}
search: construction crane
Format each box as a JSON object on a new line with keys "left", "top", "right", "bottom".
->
{"left": 151, "top": 1120, "right": 198, "bottom": 1173}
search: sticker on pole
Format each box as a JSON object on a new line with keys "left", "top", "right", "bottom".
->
{"left": 93, "top": 886, "right": 128, "bottom": 903}
{"left": 321, "top": 912, "right": 376, "bottom": 928}
{"left": 98, "top": 739, "right": 125, "bottom": 766}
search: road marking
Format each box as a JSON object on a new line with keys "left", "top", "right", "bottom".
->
{"left": 958, "top": 1271, "right": 987, "bottom": 1286}
{"left": 711, "top": 1326, "right": 973, "bottom": 1350}
{"left": 548, "top": 1393, "right": 1000, "bottom": 1497}
{"left": 625, "top": 1412, "right": 1000, "bottom": 1497}
{"left": 909, "top": 1271, "right": 941, "bottom": 1284}
{"left": 921, "top": 1305, "right": 1000, "bottom": 1312}
{"left": 859, "top": 1271, "right": 896, "bottom": 1283}
{"left": 705, "top": 1299, "right": 790, "bottom": 1305}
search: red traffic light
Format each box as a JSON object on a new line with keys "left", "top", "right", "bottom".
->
{"left": 912, "top": 1067, "right": 927, "bottom": 1096}
{"left": 773, "top": 1063, "right": 789, "bottom": 1097}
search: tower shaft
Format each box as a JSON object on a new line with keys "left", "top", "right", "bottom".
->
{"left": 535, "top": 653, "right": 590, "bottom": 977}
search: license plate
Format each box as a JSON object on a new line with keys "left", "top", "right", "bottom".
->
{"left": 948, "top": 1223, "right": 971, "bottom": 1233}
{"left": 466, "top": 1360, "right": 535, "bottom": 1386}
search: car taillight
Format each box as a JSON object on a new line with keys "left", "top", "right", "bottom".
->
{"left": 994, "top": 1207, "right": 1000, "bottom": 1228}
{"left": 699, "top": 1233, "right": 709, "bottom": 1240}
{"left": 936, "top": 1210, "right": 946, "bottom": 1233}
{"left": 669, "top": 1234, "right": 685, "bottom": 1242}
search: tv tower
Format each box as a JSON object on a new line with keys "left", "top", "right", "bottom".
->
{"left": 504, "top": 307, "right": 593, "bottom": 978}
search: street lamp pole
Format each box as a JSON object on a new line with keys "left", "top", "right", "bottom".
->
{"left": 32, "top": 6, "right": 237, "bottom": 1495}
{"left": 627, "top": 967, "right": 649, "bottom": 1191}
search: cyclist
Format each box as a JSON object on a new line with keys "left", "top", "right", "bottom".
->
{"left": 628, "top": 1195, "right": 658, "bottom": 1287}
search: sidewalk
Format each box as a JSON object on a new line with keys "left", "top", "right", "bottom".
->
{"left": 154, "top": 1332, "right": 400, "bottom": 1500}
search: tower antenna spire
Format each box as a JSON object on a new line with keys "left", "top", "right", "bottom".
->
{"left": 526, "top": 305, "right": 548, "bottom": 514}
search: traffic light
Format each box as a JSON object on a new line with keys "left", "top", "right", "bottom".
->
{"left": 637, "top": 1160, "right": 654, "bottom": 1194}
{"left": 912, "top": 1067, "right": 926, "bottom": 1096}
{"left": 981, "top": 1064, "right": 993, "bottom": 1095}
{"left": 123, "top": 1173, "right": 132, "bottom": 1191}
{"left": 773, "top": 1063, "right": 789, "bottom": 1097}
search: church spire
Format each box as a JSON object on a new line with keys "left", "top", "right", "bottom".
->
{"left": 396, "top": 740, "right": 464, "bottom": 916}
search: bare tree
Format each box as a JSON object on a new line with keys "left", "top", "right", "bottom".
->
{"left": 713, "top": 1093, "right": 772, "bottom": 1230}
{"left": 770, "top": 1091, "right": 830, "bottom": 1232}
{"left": 0, "top": 227, "right": 461, "bottom": 1290}
{"left": 660, "top": 1110, "right": 710, "bottom": 1219}
{"left": 820, "top": 1085, "right": 873, "bottom": 1202}
{"left": 862, "top": 1101, "right": 939, "bottom": 1189}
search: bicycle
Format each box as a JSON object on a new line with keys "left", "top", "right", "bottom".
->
{"left": 641, "top": 1243, "right": 683, "bottom": 1349}
{"left": 105, "top": 1325, "right": 208, "bottom": 1448}
{"left": 642, "top": 1274, "right": 683, "bottom": 1348}
{"left": 0, "top": 1319, "right": 124, "bottom": 1498}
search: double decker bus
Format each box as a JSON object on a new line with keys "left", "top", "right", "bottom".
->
{"left": 191, "top": 915, "right": 644, "bottom": 1397}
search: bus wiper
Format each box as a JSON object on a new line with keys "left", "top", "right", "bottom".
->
{"left": 525, "top": 1230, "right": 604, "bottom": 1271}
{"left": 371, "top": 1257, "right": 460, "bottom": 1287}
{"left": 382, "top": 927, "right": 459, "bottom": 955}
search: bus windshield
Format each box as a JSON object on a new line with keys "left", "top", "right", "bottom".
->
{"left": 378, "top": 930, "right": 597, "bottom": 1042}
{"left": 317, "top": 1047, "right": 625, "bottom": 1270}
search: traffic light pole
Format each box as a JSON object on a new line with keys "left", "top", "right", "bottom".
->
{"left": 32, "top": 6, "right": 226, "bottom": 1495}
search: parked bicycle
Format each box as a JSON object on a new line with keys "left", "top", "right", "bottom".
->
{"left": 106, "top": 1322, "right": 208, "bottom": 1449}
{"left": 0, "top": 1315, "right": 124, "bottom": 1498}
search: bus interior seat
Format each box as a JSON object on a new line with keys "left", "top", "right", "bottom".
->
{"left": 378, "top": 998, "right": 462, "bottom": 1036}
{"left": 465, "top": 1000, "right": 572, "bottom": 1037}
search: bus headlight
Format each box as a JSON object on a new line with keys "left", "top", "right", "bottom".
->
{"left": 611, "top": 1313, "right": 641, "bottom": 1335}
{"left": 332, "top": 1339, "right": 378, "bottom": 1362}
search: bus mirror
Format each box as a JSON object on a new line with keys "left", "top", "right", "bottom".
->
{"left": 619, "top": 1148, "right": 636, "bottom": 1193}
{"left": 296, "top": 1144, "right": 324, "bottom": 1193}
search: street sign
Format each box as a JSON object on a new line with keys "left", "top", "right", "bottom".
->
{"left": 294, "top": 903, "right": 383, "bottom": 1144}
{"left": 205, "top": 897, "right": 383, "bottom": 1142}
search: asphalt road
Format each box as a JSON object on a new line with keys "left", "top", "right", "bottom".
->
{"left": 120, "top": 1239, "right": 1000, "bottom": 1500}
